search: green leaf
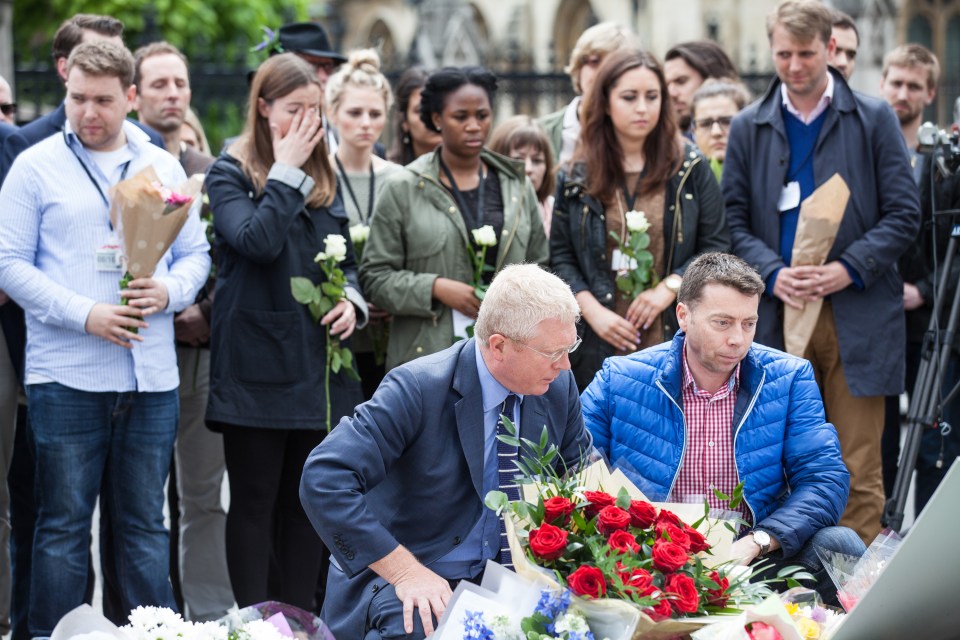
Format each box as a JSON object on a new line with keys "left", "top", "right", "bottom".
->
{"left": 609, "top": 230, "right": 622, "bottom": 244}
{"left": 712, "top": 487, "right": 731, "bottom": 502}
{"left": 307, "top": 300, "right": 323, "bottom": 324}
{"left": 616, "top": 487, "right": 632, "bottom": 510}
{"left": 331, "top": 350, "right": 342, "bottom": 373}
{"left": 341, "top": 348, "right": 354, "bottom": 370}
{"left": 321, "top": 282, "right": 344, "bottom": 299}
{"left": 485, "top": 490, "right": 509, "bottom": 513}
{"left": 291, "top": 277, "right": 318, "bottom": 304}
{"left": 318, "top": 297, "right": 335, "bottom": 316}
{"left": 634, "top": 233, "right": 651, "bottom": 250}
{"left": 474, "top": 286, "right": 486, "bottom": 300}
{"left": 616, "top": 277, "right": 633, "bottom": 293}
{"left": 344, "top": 366, "right": 361, "bottom": 382}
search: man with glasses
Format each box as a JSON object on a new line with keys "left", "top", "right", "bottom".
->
{"left": 301, "top": 263, "right": 593, "bottom": 640}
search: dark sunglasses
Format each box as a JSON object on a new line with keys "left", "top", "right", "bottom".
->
{"left": 0, "top": 103, "right": 15, "bottom": 117}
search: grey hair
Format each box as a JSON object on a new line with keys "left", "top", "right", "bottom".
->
{"left": 475, "top": 264, "right": 580, "bottom": 343}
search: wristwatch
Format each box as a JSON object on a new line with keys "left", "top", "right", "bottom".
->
{"left": 751, "top": 530, "right": 771, "bottom": 557}
{"left": 664, "top": 274, "right": 683, "bottom": 294}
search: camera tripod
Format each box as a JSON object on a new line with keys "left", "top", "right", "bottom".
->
{"left": 881, "top": 184, "right": 960, "bottom": 532}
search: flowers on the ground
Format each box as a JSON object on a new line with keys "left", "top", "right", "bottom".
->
{"left": 485, "top": 421, "right": 791, "bottom": 625}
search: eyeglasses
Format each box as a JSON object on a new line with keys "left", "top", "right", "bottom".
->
{"left": 694, "top": 116, "right": 734, "bottom": 132}
{"left": 0, "top": 103, "right": 15, "bottom": 117}
{"left": 511, "top": 335, "right": 582, "bottom": 362}
{"left": 297, "top": 54, "right": 340, "bottom": 74}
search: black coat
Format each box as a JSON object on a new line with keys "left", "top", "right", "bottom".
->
{"left": 205, "top": 155, "right": 364, "bottom": 430}
{"left": 550, "top": 143, "right": 730, "bottom": 388}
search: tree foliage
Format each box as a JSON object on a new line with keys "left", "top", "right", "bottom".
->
{"left": 13, "top": 0, "right": 313, "bottom": 64}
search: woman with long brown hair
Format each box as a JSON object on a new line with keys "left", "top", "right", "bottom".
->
{"left": 205, "top": 53, "right": 366, "bottom": 608}
{"left": 551, "top": 48, "right": 730, "bottom": 390}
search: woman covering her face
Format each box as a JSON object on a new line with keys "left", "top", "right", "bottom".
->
{"left": 204, "top": 53, "right": 366, "bottom": 608}
{"left": 550, "top": 48, "right": 731, "bottom": 390}
{"left": 360, "top": 66, "right": 549, "bottom": 369}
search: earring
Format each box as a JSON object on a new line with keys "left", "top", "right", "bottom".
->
{"left": 402, "top": 133, "right": 411, "bottom": 144}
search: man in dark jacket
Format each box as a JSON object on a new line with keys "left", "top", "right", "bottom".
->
{"left": 301, "top": 265, "right": 592, "bottom": 640}
{"left": 878, "top": 44, "right": 960, "bottom": 514}
{"left": 722, "top": 0, "right": 920, "bottom": 545}
{"left": 582, "top": 252, "right": 864, "bottom": 606}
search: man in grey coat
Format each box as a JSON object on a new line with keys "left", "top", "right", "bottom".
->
{"left": 722, "top": 0, "right": 920, "bottom": 545}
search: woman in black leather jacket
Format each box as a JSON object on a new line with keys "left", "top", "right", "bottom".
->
{"left": 550, "top": 48, "right": 730, "bottom": 390}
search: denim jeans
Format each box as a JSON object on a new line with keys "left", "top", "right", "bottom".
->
{"left": 752, "top": 526, "right": 867, "bottom": 607}
{"left": 26, "top": 382, "right": 179, "bottom": 636}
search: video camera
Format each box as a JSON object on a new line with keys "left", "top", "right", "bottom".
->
{"left": 918, "top": 122, "right": 960, "bottom": 176}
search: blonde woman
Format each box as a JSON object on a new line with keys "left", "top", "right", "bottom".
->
{"left": 205, "top": 53, "right": 366, "bottom": 608}
{"left": 325, "top": 50, "right": 401, "bottom": 396}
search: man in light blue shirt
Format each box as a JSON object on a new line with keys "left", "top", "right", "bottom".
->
{"left": 0, "top": 40, "right": 209, "bottom": 634}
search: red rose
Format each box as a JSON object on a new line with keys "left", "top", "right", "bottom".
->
{"left": 628, "top": 500, "right": 657, "bottom": 529}
{"left": 656, "top": 522, "right": 691, "bottom": 550}
{"left": 705, "top": 570, "right": 730, "bottom": 607}
{"left": 543, "top": 496, "right": 574, "bottom": 525}
{"left": 597, "top": 505, "right": 631, "bottom": 535}
{"left": 607, "top": 530, "right": 640, "bottom": 555}
{"left": 528, "top": 523, "right": 568, "bottom": 561}
{"left": 664, "top": 572, "right": 700, "bottom": 614}
{"left": 583, "top": 491, "right": 616, "bottom": 517}
{"left": 646, "top": 597, "right": 673, "bottom": 621}
{"left": 651, "top": 539, "right": 689, "bottom": 572}
{"left": 657, "top": 508, "right": 682, "bottom": 527}
{"left": 566, "top": 565, "right": 607, "bottom": 599}
{"left": 618, "top": 566, "right": 653, "bottom": 596}
{"left": 685, "top": 525, "right": 710, "bottom": 553}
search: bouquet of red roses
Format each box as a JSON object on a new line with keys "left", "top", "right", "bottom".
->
{"left": 486, "top": 422, "right": 788, "bottom": 640}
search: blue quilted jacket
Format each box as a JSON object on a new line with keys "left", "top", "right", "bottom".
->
{"left": 581, "top": 332, "right": 850, "bottom": 557}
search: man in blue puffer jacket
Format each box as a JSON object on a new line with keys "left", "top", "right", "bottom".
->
{"left": 582, "top": 253, "right": 864, "bottom": 605}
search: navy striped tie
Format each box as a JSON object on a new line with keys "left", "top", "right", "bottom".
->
{"left": 497, "top": 393, "right": 520, "bottom": 568}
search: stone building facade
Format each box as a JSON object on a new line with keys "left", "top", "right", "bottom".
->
{"left": 319, "top": 0, "right": 959, "bottom": 125}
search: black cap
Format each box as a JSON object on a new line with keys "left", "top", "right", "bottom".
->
{"left": 278, "top": 22, "right": 346, "bottom": 62}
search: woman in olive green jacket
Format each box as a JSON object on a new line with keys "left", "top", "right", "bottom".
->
{"left": 360, "top": 67, "right": 548, "bottom": 369}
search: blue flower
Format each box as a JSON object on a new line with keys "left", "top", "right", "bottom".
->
{"left": 462, "top": 610, "right": 497, "bottom": 640}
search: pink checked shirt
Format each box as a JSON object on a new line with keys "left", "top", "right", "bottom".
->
{"left": 670, "top": 348, "right": 750, "bottom": 522}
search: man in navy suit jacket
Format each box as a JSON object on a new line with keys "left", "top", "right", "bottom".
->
{"left": 301, "top": 264, "right": 593, "bottom": 640}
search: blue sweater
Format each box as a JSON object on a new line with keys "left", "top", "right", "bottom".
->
{"left": 778, "top": 107, "right": 827, "bottom": 267}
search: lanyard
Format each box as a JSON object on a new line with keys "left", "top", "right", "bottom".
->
{"left": 63, "top": 130, "right": 131, "bottom": 221}
{"left": 334, "top": 155, "right": 375, "bottom": 225}
{"left": 439, "top": 153, "right": 485, "bottom": 228}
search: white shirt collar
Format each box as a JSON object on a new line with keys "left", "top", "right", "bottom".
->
{"left": 780, "top": 72, "right": 834, "bottom": 124}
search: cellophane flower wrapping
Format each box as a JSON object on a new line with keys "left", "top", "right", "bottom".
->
{"left": 814, "top": 528, "right": 901, "bottom": 612}
{"left": 108, "top": 166, "right": 204, "bottom": 281}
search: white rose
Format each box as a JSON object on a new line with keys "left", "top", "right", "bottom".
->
{"left": 349, "top": 224, "right": 370, "bottom": 245}
{"left": 625, "top": 210, "right": 651, "bottom": 233}
{"left": 320, "top": 234, "right": 348, "bottom": 263}
{"left": 471, "top": 224, "right": 498, "bottom": 247}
